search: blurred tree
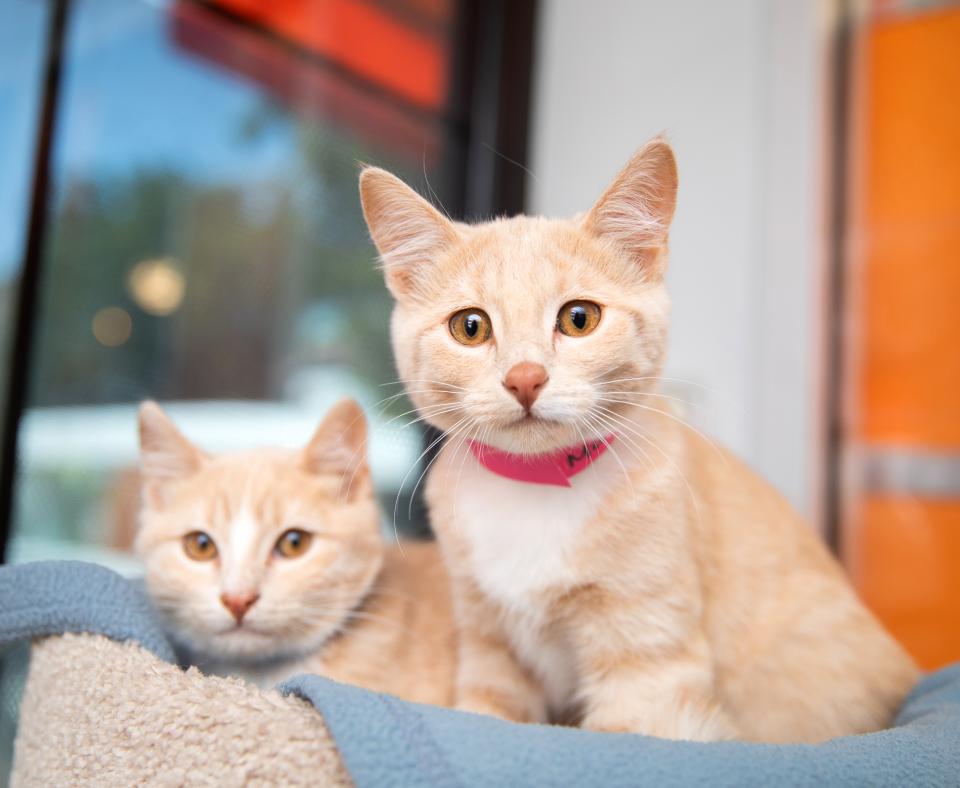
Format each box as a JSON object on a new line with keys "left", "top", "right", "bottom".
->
{"left": 24, "top": 115, "right": 412, "bottom": 409}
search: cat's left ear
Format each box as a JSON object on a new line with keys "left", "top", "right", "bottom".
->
{"left": 359, "top": 167, "right": 459, "bottom": 302}
{"left": 583, "top": 137, "right": 678, "bottom": 278}
{"left": 138, "top": 401, "right": 206, "bottom": 508}
{"left": 302, "top": 399, "right": 372, "bottom": 501}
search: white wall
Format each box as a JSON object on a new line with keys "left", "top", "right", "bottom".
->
{"left": 528, "top": 0, "right": 827, "bottom": 519}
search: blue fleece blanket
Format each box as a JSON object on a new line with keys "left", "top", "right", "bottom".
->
{"left": 1, "top": 561, "right": 958, "bottom": 787}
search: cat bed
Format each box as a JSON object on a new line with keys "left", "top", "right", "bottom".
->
{"left": 2, "top": 561, "right": 959, "bottom": 786}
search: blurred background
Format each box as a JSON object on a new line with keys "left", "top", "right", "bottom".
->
{"left": 0, "top": 0, "right": 958, "bottom": 775}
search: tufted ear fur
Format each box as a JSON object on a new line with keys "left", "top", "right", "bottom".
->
{"left": 302, "top": 398, "right": 371, "bottom": 501}
{"left": 359, "top": 167, "right": 460, "bottom": 301}
{"left": 138, "top": 401, "right": 206, "bottom": 508}
{"left": 582, "top": 137, "right": 678, "bottom": 278}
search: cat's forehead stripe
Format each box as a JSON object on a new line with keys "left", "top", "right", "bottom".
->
{"left": 213, "top": 489, "right": 231, "bottom": 522}
{"left": 221, "top": 505, "right": 262, "bottom": 591}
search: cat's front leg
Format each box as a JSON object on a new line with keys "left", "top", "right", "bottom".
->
{"left": 452, "top": 578, "right": 547, "bottom": 724}
{"left": 574, "top": 618, "right": 738, "bottom": 741}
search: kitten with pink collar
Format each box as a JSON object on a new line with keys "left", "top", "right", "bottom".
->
{"left": 358, "top": 138, "right": 917, "bottom": 742}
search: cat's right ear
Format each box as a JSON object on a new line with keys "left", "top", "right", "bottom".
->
{"left": 583, "top": 137, "right": 678, "bottom": 278}
{"left": 302, "top": 398, "right": 372, "bottom": 502}
{"left": 138, "top": 401, "right": 205, "bottom": 507}
{"left": 359, "top": 167, "right": 459, "bottom": 301}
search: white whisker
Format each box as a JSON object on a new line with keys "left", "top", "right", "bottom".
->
{"left": 595, "top": 397, "right": 727, "bottom": 465}
{"left": 381, "top": 402, "right": 464, "bottom": 430}
{"left": 392, "top": 415, "right": 471, "bottom": 548}
{"left": 597, "top": 375, "right": 722, "bottom": 395}
{"left": 596, "top": 389, "right": 698, "bottom": 409}
{"left": 451, "top": 419, "right": 488, "bottom": 537}
{"left": 592, "top": 406, "right": 703, "bottom": 527}
{"left": 584, "top": 410, "right": 669, "bottom": 520}
{"left": 407, "top": 416, "right": 477, "bottom": 521}
{"left": 379, "top": 378, "right": 468, "bottom": 392}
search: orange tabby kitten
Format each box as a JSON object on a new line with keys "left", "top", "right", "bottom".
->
{"left": 358, "top": 138, "right": 919, "bottom": 742}
{"left": 135, "top": 399, "right": 455, "bottom": 705}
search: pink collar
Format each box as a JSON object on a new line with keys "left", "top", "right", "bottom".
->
{"left": 469, "top": 436, "right": 615, "bottom": 487}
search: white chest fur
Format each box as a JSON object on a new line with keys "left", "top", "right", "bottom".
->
{"left": 452, "top": 448, "right": 620, "bottom": 709}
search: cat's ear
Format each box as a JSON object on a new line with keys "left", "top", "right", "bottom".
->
{"left": 138, "top": 401, "right": 205, "bottom": 508}
{"left": 359, "top": 167, "right": 459, "bottom": 301}
{"left": 302, "top": 398, "right": 371, "bottom": 501}
{"left": 583, "top": 137, "right": 678, "bottom": 278}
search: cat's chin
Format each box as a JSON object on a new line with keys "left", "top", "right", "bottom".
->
{"left": 479, "top": 415, "right": 604, "bottom": 456}
{"left": 175, "top": 624, "right": 337, "bottom": 667}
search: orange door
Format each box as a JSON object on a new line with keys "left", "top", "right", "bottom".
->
{"left": 843, "top": 3, "right": 960, "bottom": 669}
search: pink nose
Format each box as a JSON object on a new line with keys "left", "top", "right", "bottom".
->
{"left": 503, "top": 362, "right": 548, "bottom": 411}
{"left": 220, "top": 592, "right": 259, "bottom": 623}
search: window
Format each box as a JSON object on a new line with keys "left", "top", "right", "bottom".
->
{"left": 0, "top": 0, "right": 535, "bottom": 775}
{"left": 1, "top": 0, "right": 536, "bottom": 569}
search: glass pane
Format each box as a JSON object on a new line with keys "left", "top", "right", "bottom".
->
{"left": 0, "top": 0, "right": 50, "bottom": 436}
{"left": 8, "top": 0, "right": 462, "bottom": 572}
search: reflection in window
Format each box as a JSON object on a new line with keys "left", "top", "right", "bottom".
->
{"left": 9, "top": 0, "right": 466, "bottom": 571}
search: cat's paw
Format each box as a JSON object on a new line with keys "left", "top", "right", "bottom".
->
{"left": 581, "top": 703, "right": 739, "bottom": 742}
{"left": 455, "top": 697, "right": 512, "bottom": 719}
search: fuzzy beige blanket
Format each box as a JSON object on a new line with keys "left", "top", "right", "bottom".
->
{"left": 11, "top": 633, "right": 350, "bottom": 787}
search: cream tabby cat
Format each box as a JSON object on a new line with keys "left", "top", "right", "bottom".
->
{"left": 359, "top": 138, "right": 919, "bottom": 742}
{"left": 135, "top": 399, "right": 455, "bottom": 704}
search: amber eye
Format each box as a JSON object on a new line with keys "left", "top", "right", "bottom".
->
{"left": 557, "top": 301, "right": 602, "bottom": 337}
{"left": 183, "top": 531, "right": 218, "bottom": 562}
{"left": 448, "top": 308, "right": 492, "bottom": 346}
{"left": 274, "top": 529, "right": 313, "bottom": 559}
